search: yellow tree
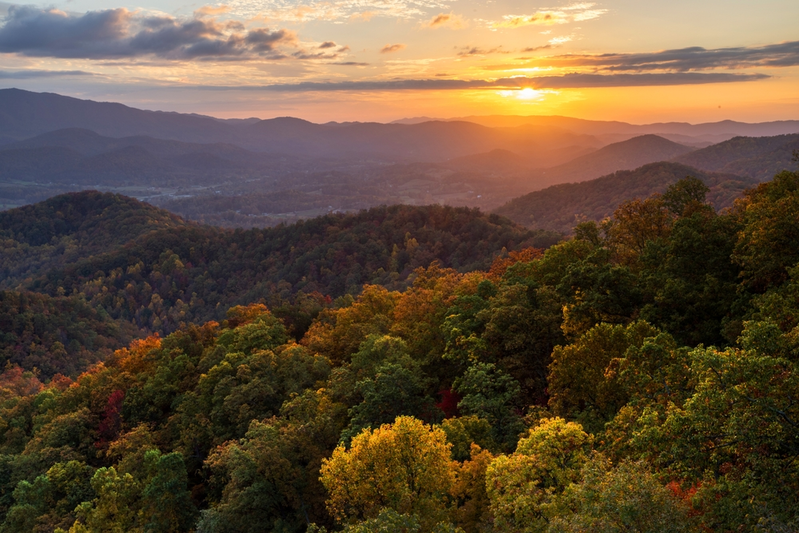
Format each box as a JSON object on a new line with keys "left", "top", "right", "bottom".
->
{"left": 485, "top": 418, "right": 592, "bottom": 533}
{"left": 304, "top": 285, "right": 401, "bottom": 364}
{"left": 320, "top": 416, "right": 456, "bottom": 528}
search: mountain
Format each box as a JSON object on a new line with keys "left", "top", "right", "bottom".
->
{"left": 4, "top": 127, "right": 264, "bottom": 161}
{"left": 0, "top": 191, "right": 189, "bottom": 284}
{"left": 674, "top": 133, "right": 799, "bottom": 181}
{"left": 494, "top": 161, "right": 756, "bottom": 233}
{"left": 528, "top": 134, "right": 696, "bottom": 188}
{"left": 420, "top": 114, "right": 799, "bottom": 139}
{"left": 3, "top": 192, "right": 557, "bottom": 337}
{"left": 242, "top": 118, "right": 601, "bottom": 163}
{"left": 0, "top": 90, "right": 601, "bottom": 162}
{"left": 0, "top": 88, "right": 237, "bottom": 143}
{"left": 0, "top": 128, "right": 300, "bottom": 191}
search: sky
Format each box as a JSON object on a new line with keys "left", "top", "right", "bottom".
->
{"left": 0, "top": 0, "right": 798, "bottom": 123}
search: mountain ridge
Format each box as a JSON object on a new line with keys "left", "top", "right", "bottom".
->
{"left": 494, "top": 161, "right": 757, "bottom": 233}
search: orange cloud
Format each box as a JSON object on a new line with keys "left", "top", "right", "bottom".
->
{"left": 194, "top": 5, "right": 231, "bottom": 18}
{"left": 428, "top": 13, "right": 465, "bottom": 29}
{"left": 491, "top": 3, "right": 607, "bottom": 29}
{"left": 381, "top": 43, "right": 406, "bottom": 54}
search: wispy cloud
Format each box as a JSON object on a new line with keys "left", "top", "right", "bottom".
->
{"left": 457, "top": 46, "right": 510, "bottom": 57}
{"left": 224, "top": 0, "right": 450, "bottom": 22}
{"left": 543, "top": 40, "right": 799, "bottom": 70}
{"left": 0, "top": 69, "right": 97, "bottom": 79}
{"left": 381, "top": 43, "right": 406, "bottom": 54}
{"left": 521, "top": 45, "right": 553, "bottom": 53}
{"left": 0, "top": 5, "right": 338, "bottom": 61}
{"left": 427, "top": 12, "right": 465, "bottom": 29}
{"left": 491, "top": 2, "right": 607, "bottom": 29}
{"left": 525, "top": 72, "right": 769, "bottom": 88}
{"left": 191, "top": 71, "right": 768, "bottom": 92}
{"left": 549, "top": 35, "right": 573, "bottom": 45}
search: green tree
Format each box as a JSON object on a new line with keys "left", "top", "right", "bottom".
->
{"left": 453, "top": 363, "right": 523, "bottom": 451}
{"left": 547, "top": 457, "right": 695, "bottom": 533}
{"left": 548, "top": 321, "right": 660, "bottom": 432}
{"left": 732, "top": 170, "right": 799, "bottom": 291}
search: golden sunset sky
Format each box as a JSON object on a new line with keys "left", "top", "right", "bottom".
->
{"left": 0, "top": 0, "right": 797, "bottom": 122}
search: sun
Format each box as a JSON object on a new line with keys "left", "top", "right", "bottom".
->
{"left": 516, "top": 87, "right": 544, "bottom": 100}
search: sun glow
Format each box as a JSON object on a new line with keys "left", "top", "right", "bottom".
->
{"left": 517, "top": 87, "right": 543, "bottom": 100}
{"left": 497, "top": 87, "right": 552, "bottom": 102}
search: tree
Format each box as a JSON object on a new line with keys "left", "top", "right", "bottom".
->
{"left": 619, "top": 339, "right": 799, "bottom": 531}
{"left": 320, "top": 416, "right": 456, "bottom": 529}
{"left": 732, "top": 170, "right": 799, "bottom": 291}
{"left": 485, "top": 418, "right": 592, "bottom": 533}
{"left": 547, "top": 457, "right": 695, "bottom": 533}
{"left": 200, "top": 389, "right": 347, "bottom": 533}
{"left": 548, "top": 321, "right": 660, "bottom": 432}
{"left": 605, "top": 196, "right": 672, "bottom": 266}
{"left": 661, "top": 176, "right": 710, "bottom": 217}
{"left": 453, "top": 363, "right": 524, "bottom": 451}
{"left": 304, "top": 286, "right": 401, "bottom": 365}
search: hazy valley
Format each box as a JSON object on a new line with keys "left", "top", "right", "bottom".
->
{"left": 2, "top": 89, "right": 798, "bottom": 231}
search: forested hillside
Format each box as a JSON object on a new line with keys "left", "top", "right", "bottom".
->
{"left": 0, "top": 192, "right": 189, "bottom": 285}
{"left": 494, "top": 162, "right": 755, "bottom": 232}
{"left": 674, "top": 133, "right": 799, "bottom": 181}
{"left": 1, "top": 195, "right": 556, "bottom": 370}
{"left": 0, "top": 171, "right": 796, "bottom": 532}
{"left": 0, "top": 291, "right": 134, "bottom": 376}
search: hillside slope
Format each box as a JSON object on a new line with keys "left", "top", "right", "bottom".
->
{"left": 674, "top": 133, "right": 799, "bottom": 181}
{"left": 531, "top": 134, "right": 695, "bottom": 187}
{"left": 494, "top": 161, "right": 756, "bottom": 233}
{"left": 0, "top": 88, "right": 237, "bottom": 143}
{"left": 4, "top": 193, "right": 557, "bottom": 335}
{"left": 0, "top": 191, "right": 189, "bottom": 285}
{"left": 0, "top": 290, "right": 135, "bottom": 376}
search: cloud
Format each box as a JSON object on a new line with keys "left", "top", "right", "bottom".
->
{"left": 521, "top": 72, "right": 770, "bottom": 88}
{"left": 194, "top": 5, "right": 231, "bottom": 18}
{"left": 457, "top": 46, "right": 510, "bottom": 57}
{"left": 381, "top": 43, "right": 406, "bottom": 54}
{"left": 543, "top": 40, "right": 799, "bottom": 71}
{"left": 223, "top": 0, "right": 450, "bottom": 22}
{"left": 0, "top": 69, "right": 96, "bottom": 79}
{"left": 521, "top": 45, "right": 553, "bottom": 53}
{"left": 491, "top": 2, "right": 606, "bottom": 29}
{"left": 428, "top": 12, "right": 465, "bottom": 29}
{"left": 318, "top": 41, "right": 337, "bottom": 49}
{"left": 193, "top": 71, "right": 768, "bottom": 92}
{"left": 549, "top": 35, "right": 572, "bottom": 45}
{"left": 331, "top": 61, "right": 369, "bottom": 66}
{"left": 0, "top": 5, "right": 306, "bottom": 60}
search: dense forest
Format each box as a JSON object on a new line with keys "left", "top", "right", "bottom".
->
{"left": 1, "top": 195, "right": 556, "bottom": 374}
{"left": 0, "top": 169, "right": 796, "bottom": 532}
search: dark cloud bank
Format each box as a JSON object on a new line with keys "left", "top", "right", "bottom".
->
{"left": 548, "top": 41, "right": 799, "bottom": 70}
{"left": 0, "top": 5, "right": 299, "bottom": 59}
{"left": 197, "top": 71, "right": 768, "bottom": 92}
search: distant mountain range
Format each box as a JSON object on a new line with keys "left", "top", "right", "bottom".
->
{"left": 0, "top": 89, "right": 597, "bottom": 164}
{"left": 3, "top": 88, "right": 797, "bottom": 164}
{"left": 1, "top": 88, "right": 798, "bottom": 232}
{"left": 394, "top": 114, "right": 799, "bottom": 145}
